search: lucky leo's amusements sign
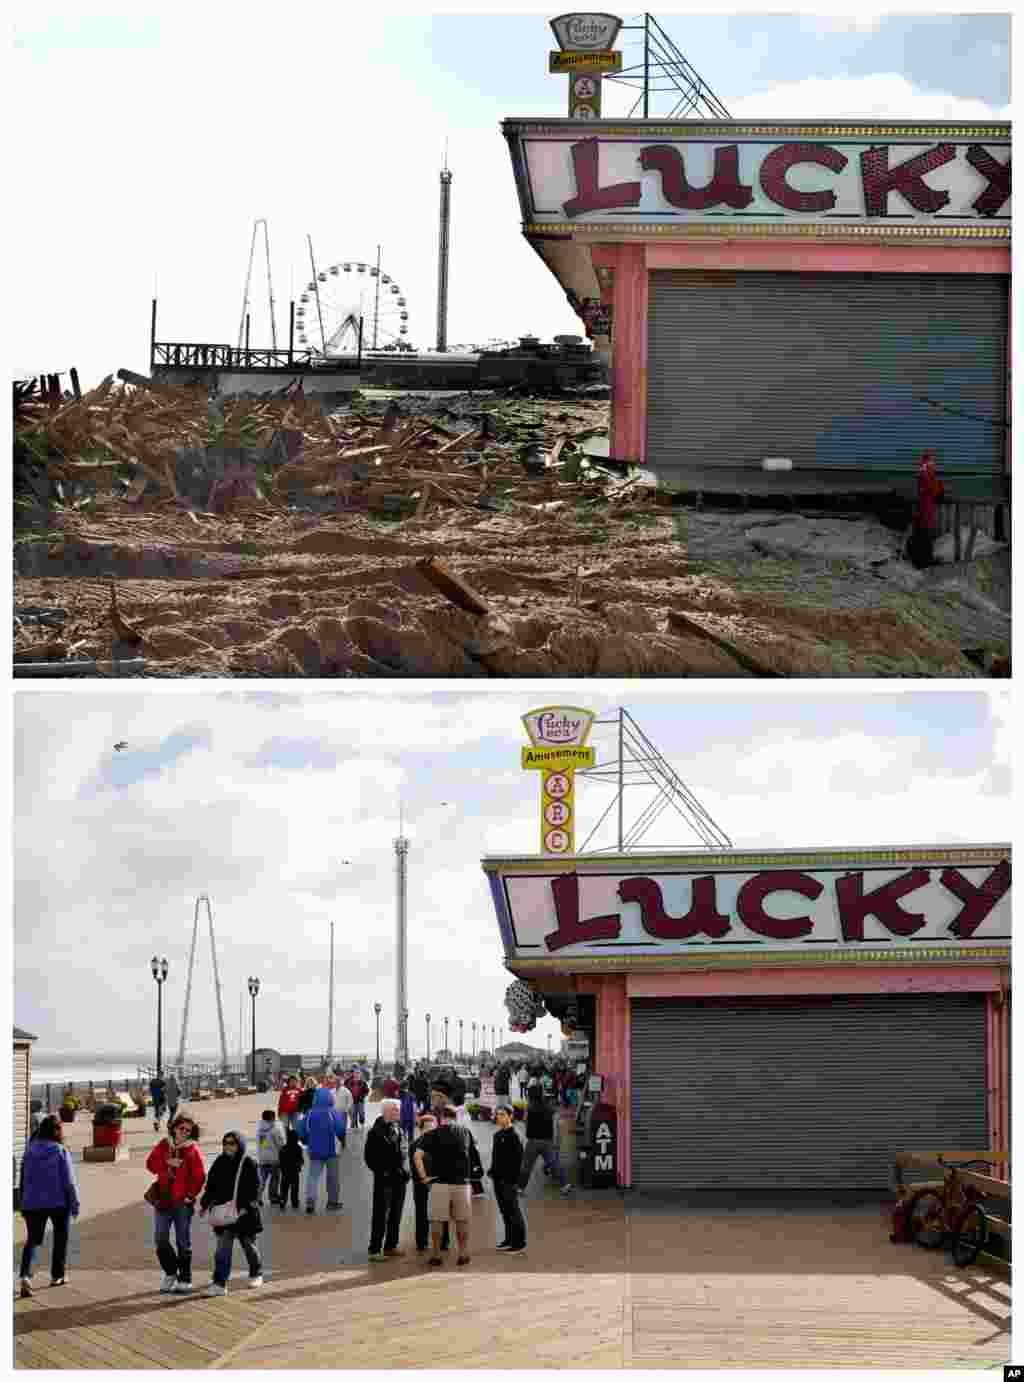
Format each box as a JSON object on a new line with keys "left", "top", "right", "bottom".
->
{"left": 521, "top": 705, "right": 596, "bottom": 855}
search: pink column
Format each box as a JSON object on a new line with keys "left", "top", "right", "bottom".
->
{"left": 592, "top": 243, "right": 648, "bottom": 466}
{"left": 589, "top": 974, "right": 632, "bottom": 1188}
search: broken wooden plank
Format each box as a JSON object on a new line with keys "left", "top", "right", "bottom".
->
{"left": 415, "top": 557, "right": 492, "bottom": 617}
{"left": 666, "top": 609, "right": 781, "bottom": 678}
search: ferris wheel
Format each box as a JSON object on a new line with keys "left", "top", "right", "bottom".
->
{"left": 296, "top": 259, "right": 412, "bottom": 355}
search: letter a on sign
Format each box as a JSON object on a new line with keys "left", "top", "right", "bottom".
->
{"left": 596, "top": 1122, "right": 612, "bottom": 1141}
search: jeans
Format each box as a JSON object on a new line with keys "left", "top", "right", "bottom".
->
{"left": 258, "top": 1164, "right": 281, "bottom": 1203}
{"left": 519, "top": 1138, "right": 568, "bottom": 1190}
{"left": 212, "top": 1226, "right": 261, "bottom": 1285}
{"left": 20, "top": 1209, "right": 70, "bottom": 1281}
{"left": 154, "top": 1202, "right": 194, "bottom": 1280}
{"left": 305, "top": 1155, "right": 341, "bottom": 1207}
{"left": 369, "top": 1175, "right": 407, "bottom": 1254}
{"left": 493, "top": 1180, "right": 526, "bottom": 1247}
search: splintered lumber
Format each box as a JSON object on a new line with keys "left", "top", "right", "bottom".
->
{"left": 666, "top": 609, "right": 781, "bottom": 678}
{"left": 415, "top": 557, "right": 491, "bottom": 617}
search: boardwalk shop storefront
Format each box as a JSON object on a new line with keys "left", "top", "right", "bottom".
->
{"left": 502, "top": 120, "right": 1011, "bottom": 499}
{"left": 484, "top": 844, "right": 1011, "bottom": 1190}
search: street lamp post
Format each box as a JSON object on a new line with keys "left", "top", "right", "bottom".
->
{"left": 444, "top": 1016, "right": 449, "bottom": 1056}
{"left": 458, "top": 1018, "right": 463, "bottom": 1061}
{"left": 402, "top": 1008, "right": 410, "bottom": 1069}
{"left": 472, "top": 1021, "right": 477, "bottom": 1062}
{"left": 150, "top": 956, "right": 169, "bottom": 1078}
{"left": 426, "top": 1013, "right": 431, "bottom": 1061}
{"left": 547, "top": 1032, "right": 552, "bottom": 1057}
{"left": 374, "top": 1003, "right": 382, "bottom": 1070}
{"left": 247, "top": 976, "right": 260, "bottom": 1086}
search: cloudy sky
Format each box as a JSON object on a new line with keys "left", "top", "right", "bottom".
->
{"left": 11, "top": 6, "right": 1010, "bottom": 387}
{"left": 12, "top": 686, "right": 1011, "bottom": 1062}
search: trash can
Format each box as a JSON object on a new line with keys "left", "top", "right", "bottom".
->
{"left": 92, "top": 1103, "right": 124, "bottom": 1149}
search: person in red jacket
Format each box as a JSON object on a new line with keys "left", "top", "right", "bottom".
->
{"left": 345, "top": 1069, "right": 370, "bottom": 1130}
{"left": 145, "top": 1113, "right": 206, "bottom": 1294}
{"left": 910, "top": 449, "right": 944, "bottom": 569}
{"left": 277, "top": 1077, "right": 302, "bottom": 1131}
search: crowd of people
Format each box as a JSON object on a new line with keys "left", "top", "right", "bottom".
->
{"left": 17, "top": 1060, "right": 582, "bottom": 1297}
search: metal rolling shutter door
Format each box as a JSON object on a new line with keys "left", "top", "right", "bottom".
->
{"left": 631, "top": 992, "right": 987, "bottom": 1189}
{"left": 645, "top": 270, "right": 1008, "bottom": 483}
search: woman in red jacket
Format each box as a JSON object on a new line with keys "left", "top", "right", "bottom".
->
{"left": 277, "top": 1077, "right": 302, "bottom": 1131}
{"left": 145, "top": 1113, "right": 206, "bottom": 1294}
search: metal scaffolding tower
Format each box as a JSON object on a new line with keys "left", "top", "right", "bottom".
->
{"left": 436, "top": 149, "right": 453, "bottom": 352}
{"left": 176, "top": 894, "right": 231, "bottom": 1072}
{"left": 575, "top": 707, "right": 732, "bottom": 853}
{"left": 608, "top": 13, "right": 732, "bottom": 120}
{"left": 237, "top": 218, "right": 278, "bottom": 350}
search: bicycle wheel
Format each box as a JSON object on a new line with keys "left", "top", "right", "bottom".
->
{"left": 908, "top": 1188, "right": 947, "bottom": 1249}
{"left": 951, "top": 1203, "right": 988, "bottom": 1267}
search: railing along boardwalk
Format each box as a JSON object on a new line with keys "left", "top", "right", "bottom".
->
{"left": 894, "top": 1147, "right": 1011, "bottom": 1273}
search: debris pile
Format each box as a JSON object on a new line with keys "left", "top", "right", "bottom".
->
{"left": 12, "top": 374, "right": 1010, "bottom": 679}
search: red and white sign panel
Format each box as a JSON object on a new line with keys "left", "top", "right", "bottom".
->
{"left": 499, "top": 860, "right": 1010, "bottom": 958}
{"left": 518, "top": 131, "right": 1010, "bottom": 229}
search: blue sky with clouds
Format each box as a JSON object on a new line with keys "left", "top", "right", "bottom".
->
{"left": 11, "top": 6, "right": 1010, "bottom": 386}
{"left": 13, "top": 687, "right": 1011, "bottom": 1059}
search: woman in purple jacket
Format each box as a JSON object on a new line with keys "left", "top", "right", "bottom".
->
{"left": 18, "top": 1116, "right": 81, "bottom": 1297}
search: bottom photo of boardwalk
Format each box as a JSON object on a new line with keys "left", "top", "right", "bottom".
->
{"left": 13, "top": 1084, "right": 1010, "bottom": 1372}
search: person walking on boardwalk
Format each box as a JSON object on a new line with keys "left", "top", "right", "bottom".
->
{"left": 18, "top": 1115, "right": 80, "bottom": 1297}
{"left": 150, "top": 1073, "right": 167, "bottom": 1132}
{"left": 346, "top": 1068, "right": 369, "bottom": 1130}
{"left": 255, "top": 1108, "right": 286, "bottom": 1206}
{"left": 399, "top": 1083, "right": 418, "bottom": 1145}
{"left": 909, "top": 448, "right": 945, "bottom": 569}
{"left": 490, "top": 1104, "right": 526, "bottom": 1252}
{"left": 199, "top": 1130, "right": 263, "bottom": 1295}
{"left": 364, "top": 1098, "right": 409, "bottom": 1262}
{"left": 277, "top": 1075, "right": 302, "bottom": 1132}
{"left": 410, "top": 1112, "right": 449, "bottom": 1253}
{"left": 277, "top": 1126, "right": 304, "bottom": 1210}
{"left": 146, "top": 1113, "right": 206, "bottom": 1293}
{"left": 299, "top": 1087, "right": 347, "bottom": 1214}
{"left": 519, "top": 1086, "right": 572, "bottom": 1196}
{"left": 334, "top": 1077, "right": 353, "bottom": 1129}
{"left": 164, "top": 1072, "right": 181, "bottom": 1125}
{"left": 296, "top": 1076, "right": 318, "bottom": 1119}
{"left": 414, "top": 1103, "right": 476, "bottom": 1268}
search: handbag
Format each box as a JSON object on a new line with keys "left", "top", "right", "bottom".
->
{"left": 208, "top": 1156, "right": 245, "bottom": 1229}
{"left": 144, "top": 1180, "right": 172, "bottom": 1211}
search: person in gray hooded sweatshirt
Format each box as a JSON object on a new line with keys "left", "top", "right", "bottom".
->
{"left": 199, "top": 1130, "right": 263, "bottom": 1295}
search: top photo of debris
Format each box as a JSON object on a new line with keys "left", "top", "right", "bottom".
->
{"left": 12, "top": 14, "right": 1010, "bottom": 680}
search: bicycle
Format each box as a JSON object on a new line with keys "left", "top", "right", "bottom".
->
{"left": 906, "top": 1159, "right": 991, "bottom": 1267}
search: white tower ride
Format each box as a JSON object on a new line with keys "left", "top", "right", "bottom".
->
{"left": 436, "top": 151, "right": 452, "bottom": 353}
{"left": 176, "top": 894, "right": 231, "bottom": 1073}
{"left": 394, "top": 824, "right": 409, "bottom": 1067}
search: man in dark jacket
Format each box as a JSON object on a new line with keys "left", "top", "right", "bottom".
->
{"left": 519, "top": 1086, "right": 572, "bottom": 1195}
{"left": 364, "top": 1099, "right": 408, "bottom": 1261}
{"left": 489, "top": 1104, "right": 526, "bottom": 1251}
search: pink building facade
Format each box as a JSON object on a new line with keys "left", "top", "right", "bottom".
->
{"left": 484, "top": 843, "right": 1011, "bottom": 1189}
{"left": 503, "top": 119, "right": 1011, "bottom": 500}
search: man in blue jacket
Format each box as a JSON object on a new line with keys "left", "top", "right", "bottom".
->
{"left": 297, "top": 1087, "right": 347, "bottom": 1214}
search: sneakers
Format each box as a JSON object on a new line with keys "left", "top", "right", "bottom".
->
{"left": 305, "top": 1204, "right": 315, "bottom": 1215}
{"left": 367, "top": 1252, "right": 386, "bottom": 1263}
{"left": 495, "top": 1241, "right": 512, "bottom": 1251}
{"left": 325, "top": 1201, "right": 344, "bottom": 1212}
{"left": 204, "top": 1283, "right": 227, "bottom": 1297}
{"left": 159, "top": 1274, "right": 177, "bottom": 1293}
{"left": 248, "top": 1276, "right": 263, "bottom": 1289}
{"left": 382, "top": 1248, "right": 405, "bottom": 1257}
{"left": 50, "top": 1277, "right": 67, "bottom": 1287}
{"left": 19, "top": 1279, "right": 32, "bottom": 1298}
{"left": 506, "top": 1244, "right": 527, "bottom": 1254}
{"left": 456, "top": 1255, "right": 471, "bottom": 1267}
{"left": 560, "top": 1184, "right": 573, "bottom": 1196}
{"left": 172, "top": 1281, "right": 194, "bottom": 1294}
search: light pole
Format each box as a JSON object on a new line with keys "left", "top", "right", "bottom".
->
{"left": 547, "top": 1032, "right": 552, "bottom": 1057}
{"left": 458, "top": 1018, "right": 464, "bottom": 1061}
{"left": 374, "top": 1002, "right": 382, "bottom": 1070}
{"left": 444, "top": 1016, "right": 449, "bottom": 1056}
{"left": 150, "top": 956, "right": 169, "bottom": 1077}
{"left": 472, "top": 1021, "right": 477, "bottom": 1062}
{"left": 402, "top": 1008, "right": 410, "bottom": 1069}
{"left": 247, "top": 976, "right": 260, "bottom": 1086}
{"left": 426, "top": 1012, "right": 431, "bottom": 1061}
